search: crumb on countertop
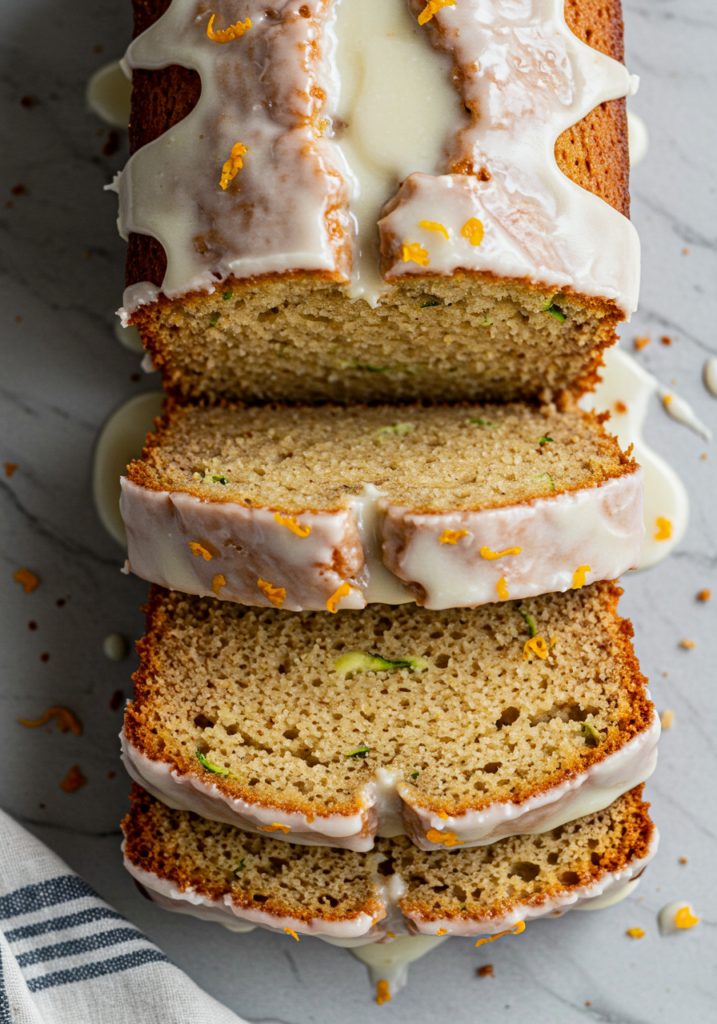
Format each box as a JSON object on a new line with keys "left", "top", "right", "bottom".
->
{"left": 60, "top": 766, "right": 87, "bottom": 793}
{"left": 14, "top": 568, "right": 39, "bottom": 593}
{"left": 660, "top": 710, "right": 675, "bottom": 729}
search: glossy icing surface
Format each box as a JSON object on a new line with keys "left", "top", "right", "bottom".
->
{"left": 122, "top": 710, "right": 659, "bottom": 852}
{"left": 579, "top": 347, "right": 694, "bottom": 570}
{"left": 117, "top": 0, "right": 640, "bottom": 315}
{"left": 119, "top": 469, "right": 644, "bottom": 611}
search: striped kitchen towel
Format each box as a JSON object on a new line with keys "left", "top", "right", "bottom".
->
{"left": 0, "top": 807, "right": 244, "bottom": 1023}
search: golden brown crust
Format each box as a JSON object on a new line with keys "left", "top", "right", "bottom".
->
{"left": 125, "top": 0, "right": 630, "bottom": 289}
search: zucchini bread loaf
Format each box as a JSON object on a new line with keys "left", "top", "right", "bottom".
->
{"left": 123, "top": 582, "right": 658, "bottom": 851}
{"left": 123, "top": 784, "right": 657, "bottom": 942}
{"left": 117, "top": 0, "right": 638, "bottom": 403}
{"left": 121, "top": 401, "right": 644, "bottom": 611}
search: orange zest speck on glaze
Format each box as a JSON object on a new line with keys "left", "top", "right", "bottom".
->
{"left": 480, "top": 546, "right": 521, "bottom": 560}
{"left": 220, "top": 142, "right": 248, "bottom": 190}
{"left": 283, "top": 927, "right": 300, "bottom": 941}
{"left": 207, "top": 13, "right": 252, "bottom": 43}
{"left": 440, "top": 528, "right": 468, "bottom": 545}
{"left": 475, "top": 921, "right": 525, "bottom": 948}
{"left": 326, "top": 582, "right": 351, "bottom": 613}
{"left": 654, "top": 517, "right": 672, "bottom": 541}
{"left": 262, "top": 823, "right": 291, "bottom": 834}
{"left": 437, "top": 811, "right": 449, "bottom": 820}
{"left": 418, "top": 0, "right": 456, "bottom": 26}
{"left": 401, "top": 241, "right": 429, "bottom": 267}
{"left": 426, "top": 828, "right": 464, "bottom": 848}
{"left": 212, "top": 573, "right": 226, "bottom": 596}
{"left": 461, "top": 217, "right": 484, "bottom": 246}
{"left": 376, "top": 980, "right": 392, "bottom": 1005}
{"left": 419, "top": 220, "right": 449, "bottom": 240}
{"left": 188, "top": 542, "right": 213, "bottom": 561}
{"left": 274, "top": 512, "right": 312, "bottom": 538}
{"left": 572, "top": 565, "right": 591, "bottom": 589}
{"left": 257, "top": 578, "right": 286, "bottom": 608}
{"left": 386, "top": 931, "right": 395, "bottom": 938}
{"left": 626, "top": 927, "right": 645, "bottom": 939}
{"left": 523, "top": 636, "right": 548, "bottom": 661}
{"left": 18, "top": 706, "right": 82, "bottom": 736}
{"left": 14, "top": 568, "right": 39, "bottom": 593}
{"left": 436, "top": 928, "right": 448, "bottom": 936}
{"left": 634, "top": 335, "right": 650, "bottom": 351}
{"left": 496, "top": 577, "right": 509, "bottom": 600}
{"left": 675, "top": 906, "right": 700, "bottom": 929}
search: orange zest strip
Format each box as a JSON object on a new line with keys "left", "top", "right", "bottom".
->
{"left": 675, "top": 906, "right": 700, "bottom": 929}
{"left": 188, "top": 542, "right": 213, "bottom": 561}
{"left": 18, "top": 706, "right": 82, "bottom": 736}
{"left": 475, "top": 920, "right": 525, "bottom": 948}
{"left": 572, "top": 564, "right": 591, "bottom": 589}
{"left": 418, "top": 0, "right": 456, "bottom": 26}
{"left": 480, "top": 546, "right": 521, "bottom": 560}
{"left": 376, "top": 980, "right": 392, "bottom": 1005}
{"left": 425, "top": 828, "right": 464, "bottom": 848}
{"left": 257, "top": 578, "right": 286, "bottom": 608}
{"left": 626, "top": 927, "right": 645, "bottom": 939}
{"left": 326, "top": 582, "right": 351, "bottom": 614}
{"left": 207, "top": 13, "right": 252, "bottom": 43}
{"left": 437, "top": 811, "right": 449, "bottom": 820}
{"left": 461, "top": 217, "right": 484, "bottom": 246}
{"left": 654, "top": 516, "right": 672, "bottom": 541}
{"left": 440, "top": 528, "right": 468, "bottom": 545}
{"left": 523, "top": 636, "right": 548, "bottom": 661}
{"left": 14, "top": 568, "right": 39, "bottom": 593}
{"left": 262, "top": 823, "right": 291, "bottom": 834}
{"left": 220, "top": 142, "right": 248, "bottom": 190}
{"left": 212, "top": 573, "right": 226, "bottom": 596}
{"left": 283, "top": 927, "right": 300, "bottom": 941}
{"left": 419, "top": 220, "right": 449, "bottom": 240}
{"left": 274, "top": 512, "right": 312, "bottom": 538}
{"left": 496, "top": 577, "right": 509, "bottom": 600}
{"left": 60, "top": 765, "right": 87, "bottom": 793}
{"left": 401, "top": 241, "right": 429, "bottom": 267}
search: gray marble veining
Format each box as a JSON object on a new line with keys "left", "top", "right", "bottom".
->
{"left": 1, "top": 0, "right": 715, "bottom": 1020}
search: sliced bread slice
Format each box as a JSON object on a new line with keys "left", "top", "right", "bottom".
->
{"left": 123, "top": 784, "right": 657, "bottom": 943}
{"left": 122, "top": 400, "right": 643, "bottom": 611}
{"left": 123, "top": 582, "right": 659, "bottom": 852}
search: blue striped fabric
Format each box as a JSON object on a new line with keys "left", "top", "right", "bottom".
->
{"left": 0, "top": 808, "right": 243, "bottom": 1022}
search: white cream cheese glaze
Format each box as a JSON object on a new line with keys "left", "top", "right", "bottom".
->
{"left": 627, "top": 110, "right": 649, "bottom": 169}
{"left": 117, "top": 0, "right": 639, "bottom": 318}
{"left": 123, "top": 825, "right": 659, "bottom": 943}
{"left": 120, "top": 468, "right": 644, "bottom": 611}
{"left": 121, "top": 709, "right": 659, "bottom": 852}
{"left": 579, "top": 347, "right": 692, "bottom": 570}
{"left": 87, "top": 60, "right": 132, "bottom": 128}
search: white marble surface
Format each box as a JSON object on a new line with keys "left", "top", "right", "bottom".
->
{"left": 1, "top": 0, "right": 715, "bottom": 1019}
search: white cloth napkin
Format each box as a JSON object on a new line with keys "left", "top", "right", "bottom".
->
{"left": 0, "top": 807, "right": 244, "bottom": 1024}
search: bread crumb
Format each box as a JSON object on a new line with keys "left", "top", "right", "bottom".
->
{"left": 679, "top": 639, "right": 695, "bottom": 649}
{"left": 40, "top": 653, "right": 50, "bottom": 663}
{"left": 108, "top": 771, "right": 116, "bottom": 779}
{"left": 60, "top": 766, "right": 87, "bottom": 793}
{"left": 110, "top": 689, "right": 125, "bottom": 711}
{"left": 660, "top": 335, "right": 672, "bottom": 346}
{"left": 626, "top": 928, "right": 645, "bottom": 939}
{"left": 660, "top": 710, "right": 674, "bottom": 729}
{"left": 477, "top": 965, "right": 494, "bottom": 978}
{"left": 4, "top": 462, "right": 17, "bottom": 477}
{"left": 14, "top": 568, "right": 39, "bottom": 593}
{"left": 697, "top": 589, "right": 711, "bottom": 602}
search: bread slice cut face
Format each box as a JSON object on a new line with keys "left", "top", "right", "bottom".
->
{"left": 123, "top": 583, "right": 658, "bottom": 852}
